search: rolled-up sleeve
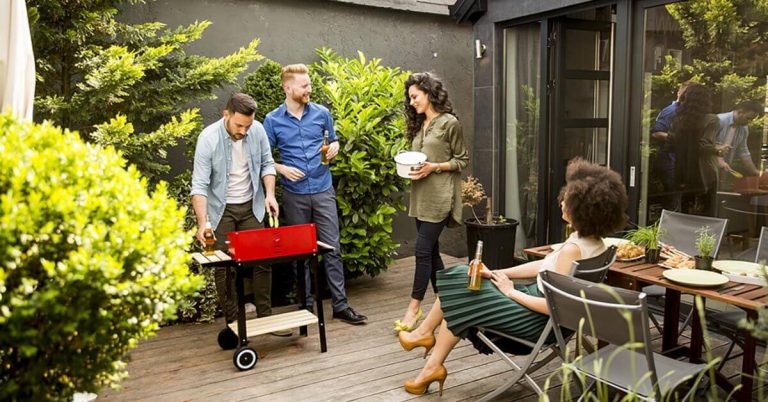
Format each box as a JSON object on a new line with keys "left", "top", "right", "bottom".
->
{"left": 190, "top": 135, "right": 212, "bottom": 196}
{"left": 446, "top": 120, "right": 469, "bottom": 172}
{"left": 258, "top": 127, "right": 276, "bottom": 178}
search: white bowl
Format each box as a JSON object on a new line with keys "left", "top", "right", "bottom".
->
{"left": 394, "top": 151, "right": 427, "bottom": 179}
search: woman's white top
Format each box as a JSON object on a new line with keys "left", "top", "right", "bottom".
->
{"left": 536, "top": 232, "right": 606, "bottom": 292}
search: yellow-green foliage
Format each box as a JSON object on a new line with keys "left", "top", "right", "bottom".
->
{"left": 0, "top": 113, "right": 201, "bottom": 400}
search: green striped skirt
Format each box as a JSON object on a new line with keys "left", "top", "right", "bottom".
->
{"left": 437, "top": 265, "right": 550, "bottom": 344}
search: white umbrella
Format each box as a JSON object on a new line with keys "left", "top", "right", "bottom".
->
{"left": 0, "top": 0, "right": 35, "bottom": 121}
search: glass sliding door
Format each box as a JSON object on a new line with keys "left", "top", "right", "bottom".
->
{"left": 503, "top": 23, "right": 541, "bottom": 253}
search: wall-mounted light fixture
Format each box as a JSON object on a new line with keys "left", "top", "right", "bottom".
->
{"left": 475, "top": 39, "right": 486, "bottom": 59}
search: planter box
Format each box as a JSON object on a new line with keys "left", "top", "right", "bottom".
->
{"left": 465, "top": 218, "right": 519, "bottom": 270}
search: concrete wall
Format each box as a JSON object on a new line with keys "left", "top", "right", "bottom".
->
{"left": 123, "top": 0, "right": 473, "bottom": 258}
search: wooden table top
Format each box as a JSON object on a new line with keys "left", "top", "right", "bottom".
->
{"left": 523, "top": 245, "right": 767, "bottom": 312}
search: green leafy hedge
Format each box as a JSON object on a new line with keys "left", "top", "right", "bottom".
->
{"left": 0, "top": 113, "right": 201, "bottom": 400}
{"left": 243, "top": 59, "right": 286, "bottom": 122}
{"left": 312, "top": 48, "right": 411, "bottom": 277}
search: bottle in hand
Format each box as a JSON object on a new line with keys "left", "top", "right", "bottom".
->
{"left": 203, "top": 221, "right": 216, "bottom": 256}
{"left": 320, "top": 130, "right": 330, "bottom": 165}
{"left": 467, "top": 240, "right": 484, "bottom": 291}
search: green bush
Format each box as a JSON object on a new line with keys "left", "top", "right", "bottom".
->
{"left": 0, "top": 113, "right": 201, "bottom": 400}
{"left": 243, "top": 59, "right": 286, "bottom": 122}
{"left": 312, "top": 48, "right": 411, "bottom": 277}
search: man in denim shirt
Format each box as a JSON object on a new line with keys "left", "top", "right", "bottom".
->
{"left": 264, "top": 64, "right": 367, "bottom": 325}
{"left": 715, "top": 100, "right": 764, "bottom": 178}
{"left": 191, "top": 93, "right": 287, "bottom": 334}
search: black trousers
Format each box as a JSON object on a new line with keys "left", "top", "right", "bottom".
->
{"left": 412, "top": 217, "right": 448, "bottom": 300}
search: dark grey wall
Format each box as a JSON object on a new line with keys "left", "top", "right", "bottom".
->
{"left": 124, "top": 0, "right": 473, "bottom": 259}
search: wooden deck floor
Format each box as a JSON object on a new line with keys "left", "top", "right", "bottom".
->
{"left": 98, "top": 255, "right": 761, "bottom": 401}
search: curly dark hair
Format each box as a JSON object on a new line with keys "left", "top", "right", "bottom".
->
{"left": 558, "top": 158, "right": 628, "bottom": 238}
{"left": 403, "top": 72, "right": 454, "bottom": 140}
{"left": 675, "top": 83, "right": 712, "bottom": 132}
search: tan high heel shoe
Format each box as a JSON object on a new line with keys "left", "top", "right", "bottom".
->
{"left": 398, "top": 331, "right": 436, "bottom": 358}
{"left": 404, "top": 365, "right": 447, "bottom": 396}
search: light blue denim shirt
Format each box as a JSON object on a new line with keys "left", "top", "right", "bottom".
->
{"left": 716, "top": 111, "right": 750, "bottom": 164}
{"left": 190, "top": 118, "right": 276, "bottom": 229}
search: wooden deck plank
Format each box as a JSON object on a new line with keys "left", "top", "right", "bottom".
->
{"left": 97, "top": 254, "right": 757, "bottom": 401}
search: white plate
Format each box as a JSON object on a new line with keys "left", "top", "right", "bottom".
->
{"left": 712, "top": 260, "right": 764, "bottom": 277}
{"left": 662, "top": 269, "right": 729, "bottom": 287}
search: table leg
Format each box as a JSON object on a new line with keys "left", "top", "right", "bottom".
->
{"left": 312, "top": 256, "right": 327, "bottom": 353}
{"left": 662, "top": 289, "right": 681, "bottom": 353}
{"left": 689, "top": 297, "right": 704, "bottom": 363}
{"left": 737, "top": 309, "right": 758, "bottom": 402}
{"left": 235, "top": 265, "right": 248, "bottom": 347}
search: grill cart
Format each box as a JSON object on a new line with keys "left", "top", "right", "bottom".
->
{"left": 191, "top": 223, "right": 330, "bottom": 370}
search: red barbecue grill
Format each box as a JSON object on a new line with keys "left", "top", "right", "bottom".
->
{"left": 191, "top": 223, "right": 330, "bottom": 370}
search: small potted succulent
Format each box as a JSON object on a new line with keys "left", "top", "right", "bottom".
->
{"left": 462, "top": 176, "right": 518, "bottom": 269}
{"left": 625, "top": 223, "right": 662, "bottom": 263}
{"left": 695, "top": 226, "right": 716, "bottom": 270}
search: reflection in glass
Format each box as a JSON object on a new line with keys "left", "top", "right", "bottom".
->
{"left": 639, "top": 0, "right": 768, "bottom": 261}
{"left": 504, "top": 23, "right": 540, "bottom": 253}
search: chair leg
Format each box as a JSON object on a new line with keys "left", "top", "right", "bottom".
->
{"left": 649, "top": 312, "right": 663, "bottom": 335}
{"left": 679, "top": 310, "right": 693, "bottom": 334}
{"left": 718, "top": 340, "right": 737, "bottom": 372}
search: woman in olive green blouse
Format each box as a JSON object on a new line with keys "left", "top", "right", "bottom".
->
{"left": 394, "top": 72, "right": 469, "bottom": 332}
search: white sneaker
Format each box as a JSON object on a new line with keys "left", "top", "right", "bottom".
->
{"left": 244, "top": 303, "right": 257, "bottom": 314}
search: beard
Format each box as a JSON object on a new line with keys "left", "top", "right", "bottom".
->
{"left": 291, "top": 91, "right": 310, "bottom": 105}
{"left": 224, "top": 118, "right": 245, "bottom": 141}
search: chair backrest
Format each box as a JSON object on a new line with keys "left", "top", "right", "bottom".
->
{"left": 540, "top": 270, "right": 659, "bottom": 395}
{"left": 570, "top": 245, "right": 617, "bottom": 283}
{"left": 756, "top": 226, "right": 768, "bottom": 264}
{"left": 658, "top": 209, "right": 728, "bottom": 257}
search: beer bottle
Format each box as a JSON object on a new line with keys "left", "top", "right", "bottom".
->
{"left": 203, "top": 221, "right": 216, "bottom": 256}
{"left": 467, "top": 240, "right": 484, "bottom": 291}
{"left": 320, "top": 130, "right": 330, "bottom": 165}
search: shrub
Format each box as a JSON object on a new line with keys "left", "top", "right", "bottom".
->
{"left": 311, "top": 48, "right": 411, "bottom": 277}
{"left": 0, "top": 113, "right": 201, "bottom": 400}
{"left": 243, "top": 59, "right": 286, "bottom": 122}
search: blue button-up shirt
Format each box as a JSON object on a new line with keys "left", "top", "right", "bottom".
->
{"left": 652, "top": 101, "right": 677, "bottom": 133}
{"left": 190, "top": 118, "right": 276, "bottom": 229}
{"left": 263, "top": 102, "right": 337, "bottom": 195}
{"left": 716, "top": 111, "right": 751, "bottom": 164}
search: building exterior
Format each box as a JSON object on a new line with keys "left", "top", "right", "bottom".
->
{"left": 454, "top": 0, "right": 768, "bottom": 254}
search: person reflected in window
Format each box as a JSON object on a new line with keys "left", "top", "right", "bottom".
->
{"left": 395, "top": 72, "right": 469, "bottom": 333}
{"left": 397, "top": 158, "right": 627, "bottom": 396}
{"left": 715, "top": 100, "right": 765, "bottom": 182}
{"left": 670, "top": 83, "right": 725, "bottom": 216}
{"left": 651, "top": 80, "right": 697, "bottom": 211}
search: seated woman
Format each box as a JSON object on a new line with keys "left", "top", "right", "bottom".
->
{"left": 397, "top": 158, "right": 628, "bottom": 396}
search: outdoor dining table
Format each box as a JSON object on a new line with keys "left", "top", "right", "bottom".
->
{"left": 524, "top": 244, "right": 767, "bottom": 402}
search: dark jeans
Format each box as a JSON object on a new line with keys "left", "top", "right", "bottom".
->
{"left": 412, "top": 217, "right": 448, "bottom": 300}
{"left": 214, "top": 200, "right": 271, "bottom": 321}
{"left": 282, "top": 187, "right": 349, "bottom": 313}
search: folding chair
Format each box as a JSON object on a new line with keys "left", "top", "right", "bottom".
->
{"left": 541, "top": 270, "right": 709, "bottom": 401}
{"left": 706, "top": 226, "right": 768, "bottom": 372}
{"left": 474, "top": 245, "right": 617, "bottom": 401}
{"left": 645, "top": 209, "right": 728, "bottom": 334}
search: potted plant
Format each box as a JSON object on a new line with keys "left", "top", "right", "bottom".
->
{"left": 695, "top": 226, "right": 716, "bottom": 270}
{"left": 625, "top": 223, "right": 662, "bottom": 263}
{"left": 462, "top": 176, "right": 519, "bottom": 269}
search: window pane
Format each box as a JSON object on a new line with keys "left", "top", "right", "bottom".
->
{"left": 504, "top": 23, "right": 541, "bottom": 253}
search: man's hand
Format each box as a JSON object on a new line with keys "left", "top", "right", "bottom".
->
{"left": 715, "top": 144, "right": 732, "bottom": 157}
{"left": 490, "top": 270, "right": 515, "bottom": 297}
{"left": 276, "top": 164, "right": 305, "bottom": 182}
{"left": 327, "top": 141, "right": 340, "bottom": 160}
{"left": 196, "top": 225, "right": 215, "bottom": 247}
{"left": 265, "top": 194, "right": 279, "bottom": 218}
{"left": 408, "top": 162, "right": 437, "bottom": 180}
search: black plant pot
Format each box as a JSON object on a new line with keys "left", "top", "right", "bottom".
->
{"left": 465, "top": 218, "right": 519, "bottom": 270}
{"left": 695, "top": 255, "right": 714, "bottom": 271}
{"left": 646, "top": 248, "right": 660, "bottom": 264}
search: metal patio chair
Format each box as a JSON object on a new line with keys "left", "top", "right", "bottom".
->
{"left": 473, "top": 245, "right": 617, "bottom": 401}
{"left": 541, "top": 270, "right": 709, "bottom": 401}
{"left": 706, "top": 226, "right": 768, "bottom": 372}
{"left": 645, "top": 209, "right": 728, "bottom": 334}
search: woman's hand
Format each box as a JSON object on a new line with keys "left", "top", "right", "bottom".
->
{"left": 408, "top": 162, "right": 436, "bottom": 180}
{"left": 490, "top": 270, "right": 514, "bottom": 297}
{"left": 468, "top": 260, "right": 493, "bottom": 278}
